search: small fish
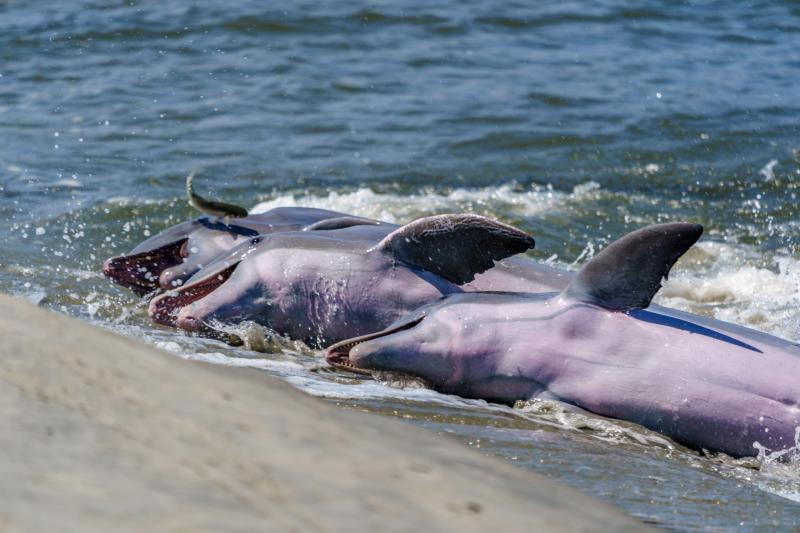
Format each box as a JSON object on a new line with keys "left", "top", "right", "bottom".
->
{"left": 186, "top": 171, "right": 248, "bottom": 219}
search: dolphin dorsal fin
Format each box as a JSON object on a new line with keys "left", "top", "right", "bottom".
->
{"left": 303, "top": 216, "right": 383, "bottom": 232}
{"left": 563, "top": 222, "right": 703, "bottom": 310}
{"left": 372, "top": 214, "right": 535, "bottom": 285}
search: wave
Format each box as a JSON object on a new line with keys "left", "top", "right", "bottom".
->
{"left": 250, "top": 181, "right": 600, "bottom": 223}
{"left": 660, "top": 241, "right": 800, "bottom": 342}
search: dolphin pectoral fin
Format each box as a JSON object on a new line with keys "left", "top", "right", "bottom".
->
{"left": 302, "top": 216, "right": 383, "bottom": 231}
{"left": 370, "top": 214, "right": 535, "bottom": 285}
{"left": 563, "top": 222, "right": 703, "bottom": 311}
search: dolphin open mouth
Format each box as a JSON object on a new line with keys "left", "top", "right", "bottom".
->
{"left": 148, "top": 261, "right": 239, "bottom": 327}
{"left": 324, "top": 316, "right": 425, "bottom": 374}
{"left": 103, "top": 238, "right": 188, "bottom": 295}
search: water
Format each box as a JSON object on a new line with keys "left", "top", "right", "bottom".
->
{"left": 2, "top": 0, "right": 800, "bottom": 529}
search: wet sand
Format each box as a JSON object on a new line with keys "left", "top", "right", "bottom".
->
{"left": 0, "top": 293, "right": 649, "bottom": 532}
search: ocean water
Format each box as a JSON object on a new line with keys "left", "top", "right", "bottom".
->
{"left": 2, "top": 1, "right": 800, "bottom": 530}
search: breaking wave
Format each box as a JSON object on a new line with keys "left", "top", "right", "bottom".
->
{"left": 660, "top": 241, "right": 800, "bottom": 343}
{"left": 250, "top": 181, "right": 600, "bottom": 223}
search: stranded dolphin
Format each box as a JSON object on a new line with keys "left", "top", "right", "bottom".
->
{"left": 102, "top": 207, "right": 382, "bottom": 294}
{"left": 103, "top": 172, "right": 384, "bottom": 294}
{"left": 148, "top": 214, "right": 536, "bottom": 347}
{"left": 326, "top": 222, "right": 800, "bottom": 458}
{"left": 106, "top": 210, "right": 569, "bottom": 298}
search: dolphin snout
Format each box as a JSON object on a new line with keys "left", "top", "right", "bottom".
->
{"left": 348, "top": 341, "right": 384, "bottom": 368}
{"left": 175, "top": 306, "right": 244, "bottom": 347}
{"left": 176, "top": 311, "right": 203, "bottom": 332}
{"left": 159, "top": 267, "right": 187, "bottom": 289}
{"left": 103, "top": 255, "right": 132, "bottom": 280}
{"left": 149, "top": 262, "right": 240, "bottom": 327}
{"left": 347, "top": 335, "right": 426, "bottom": 378}
{"left": 325, "top": 315, "right": 426, "bottom": 374}
{"left": 102, "top": 257, "right": 116, "bottom": 277}
{"left": 148, "top": 295, "right": 179, "bottom": 326}
{"left": 102, "top": 256, "right": 127, "bottom": 284}
{"left": 102, "top": 255, "right": 156, "bottom": 295}
{"left": 103, "top": 238, "right": 189, "bottom": 295}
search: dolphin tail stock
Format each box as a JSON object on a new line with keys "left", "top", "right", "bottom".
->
{"left": 185, "top": 171, "right": 249, "bottom": 220}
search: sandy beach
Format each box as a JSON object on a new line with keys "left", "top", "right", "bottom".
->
{"left": 0, "top": 293, "right": 648, "bottom": 532}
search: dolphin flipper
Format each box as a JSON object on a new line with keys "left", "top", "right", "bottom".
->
{"left": 302, "top": 216, "right": 384, "bottom": 232}
{"left": 563, "top": 222, "right": 703, "bottom": 310}
{"left": 371, "top": 214, "right": 535, "bottom": 285}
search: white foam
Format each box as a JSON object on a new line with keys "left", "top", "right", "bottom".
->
{"left": 659, "top": 241, "right": 800, "bottom": 342}
{"left": 250, "top": 182, "right": 599, "bottom": 222}
{"left": 51, "top": 179, "right": 82, "bottom": 188}
{"left": 182, "top": 351, "right": 306, "bottom": 372}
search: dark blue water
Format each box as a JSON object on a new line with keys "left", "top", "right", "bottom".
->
{"left": 2, "top": 1, "right": 800, "bottom": 530}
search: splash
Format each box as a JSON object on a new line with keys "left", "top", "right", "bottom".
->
{"left": 700, "top": 428, "right": 800, "bottom": 504}
{"left": 514, "top": 399, "right": 677, "bottom": 451}
{"left": 659, "top": 241, "right": 800, "bottom": 342}
{"left": 759, "top": 159, "right": 779, "bottom": 181}
{"left": 747, "top": 428, "right": 800, "bottom": 502}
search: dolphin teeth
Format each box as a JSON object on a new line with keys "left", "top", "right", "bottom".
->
{"left": 149, "top": 263, "right": 239, "bottom": 326}
{"left": 325, "top": 339, "right": 372, "bottom": 375}
{"left": 325, "top": 315, "right": 425, "bottom": 375}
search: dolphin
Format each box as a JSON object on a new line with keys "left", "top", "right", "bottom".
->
{"left": 103, "top": 172, "right": 385, "bottom": 294}
{"left": 102, "top": 207, "right": 384, "bottom": 295}
{"left": 326, "top": 223, "right": 800, "bottom": 458}
{"left": 148, "top": 214, "right": 536, "bottom": 347}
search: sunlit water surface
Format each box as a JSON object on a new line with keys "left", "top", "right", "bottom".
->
{"left": 2, "top": 1, "right": 800, "bottom": 530}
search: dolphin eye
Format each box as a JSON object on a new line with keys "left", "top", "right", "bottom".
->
{"left": 250, "top": 237, "right": 261, "bottom": 245}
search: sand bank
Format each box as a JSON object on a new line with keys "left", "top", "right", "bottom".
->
{"left": 0, "top": 294, "right": 649, "bottom": 532}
